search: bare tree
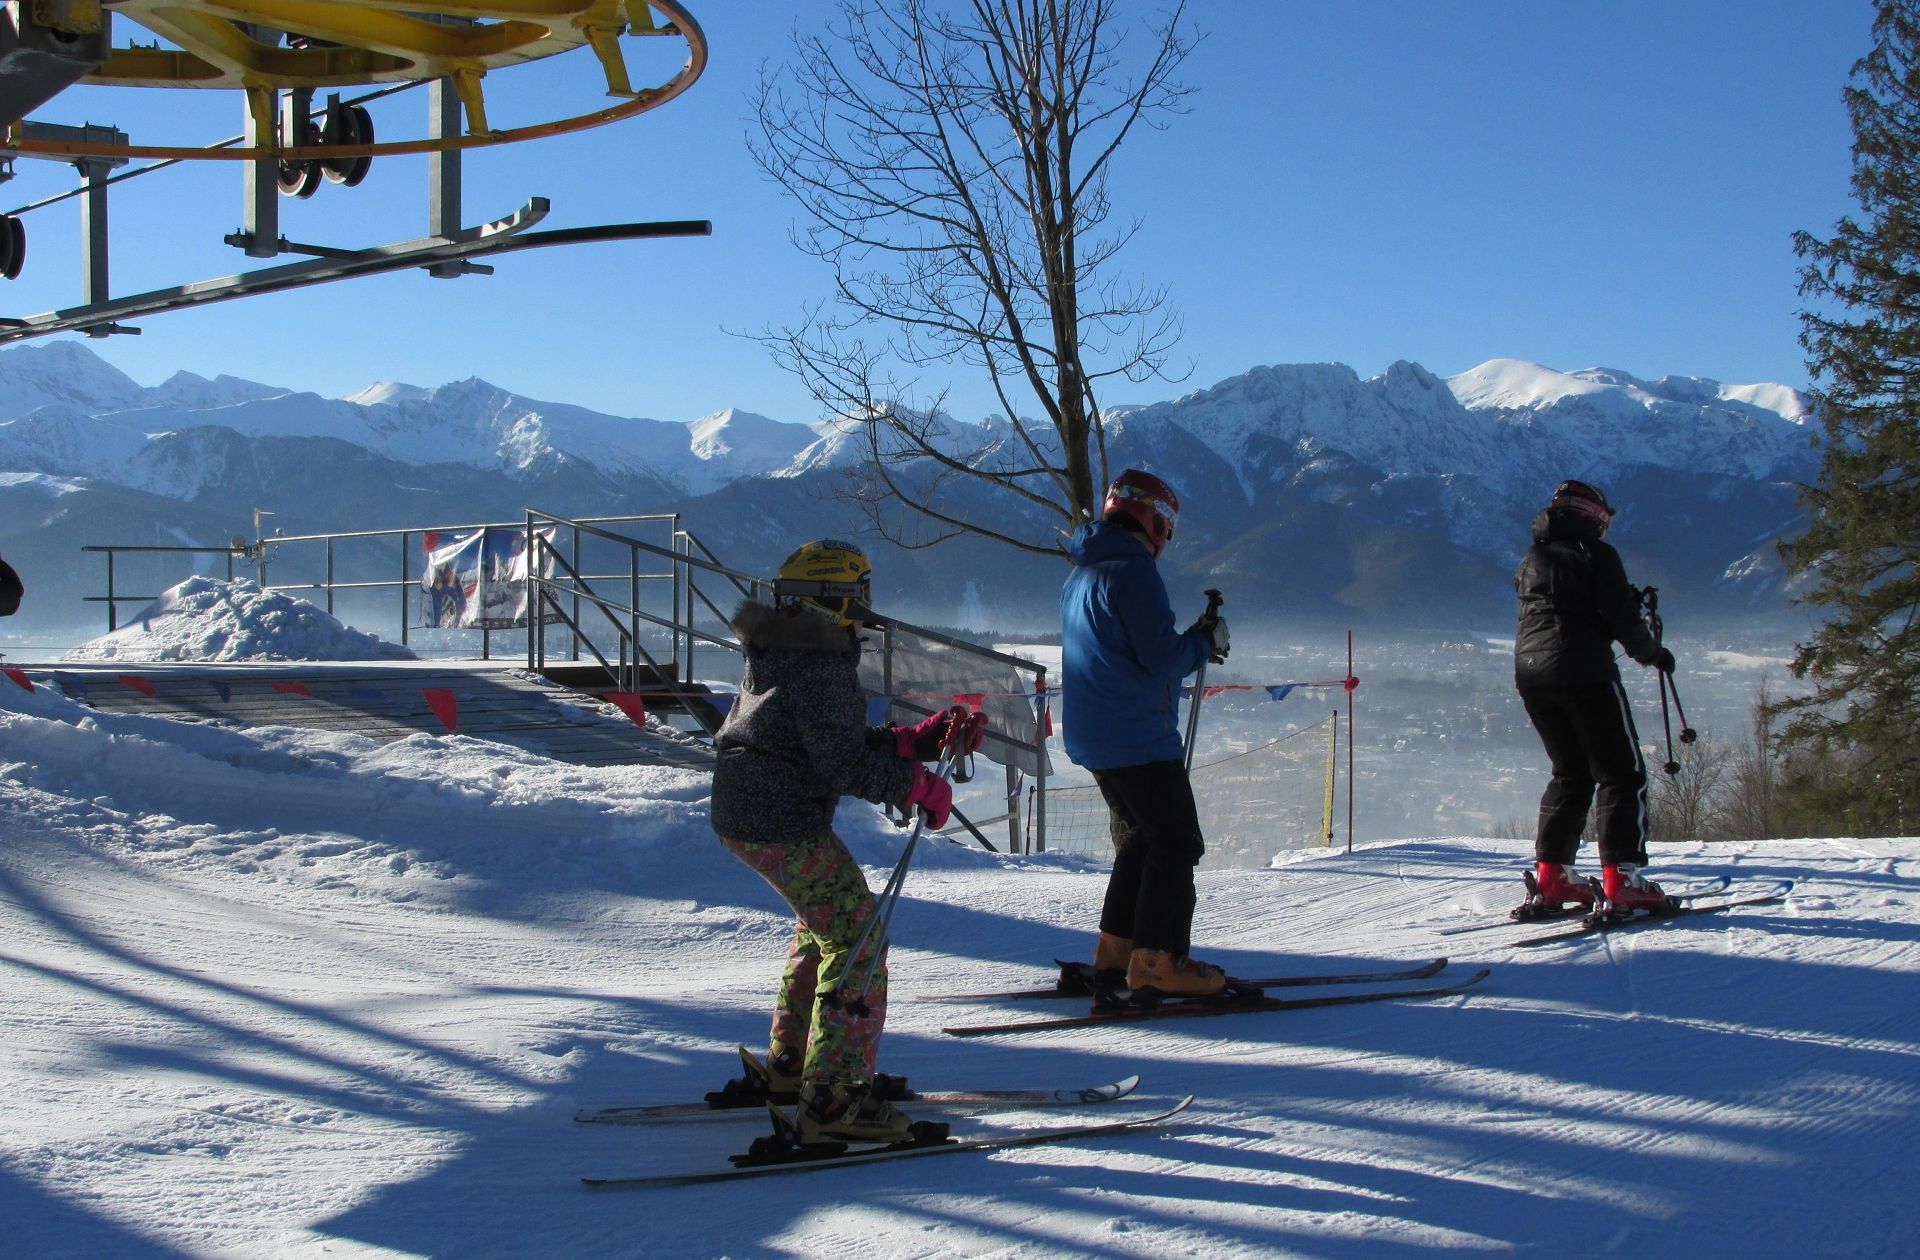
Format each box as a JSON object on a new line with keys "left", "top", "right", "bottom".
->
{"left": 750, "top": 0, "right": 1196, "bottom": 555}
{"left": 1720, "top": 677, "right": 1782, "bottom": 841}
{"left": 1648, "top": 734, "right": 1734, "bottom": 842}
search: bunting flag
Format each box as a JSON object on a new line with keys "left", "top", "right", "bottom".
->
{"left": 117, "top": 674, "right": 156, "bottom": 697}
{"left": 866, "top": 697, "right": 892, "bottom": 725}
{"left": 604, "top": 692, "right": 648, "bottom": 727}
{"left": 706, "top": 694, "right": 736, "bottom": 719}
{"left": 271, "top": 681, "right": 313, "bottom": 697}
{"left": 53, "top": 674, "right": 86, "bottom": 698}
{"left": 212, "top": 680, "right": 232, "bottom": 703}
{"left": 349, "top": 687, "right": 386, "bottom": 703}
{"left": 3, "top": 667, "right": 32, "bottom": 692}
{"left": 422, "top": 688, "right": 458, "bottom": 734}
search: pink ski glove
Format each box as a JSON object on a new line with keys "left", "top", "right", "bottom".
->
{"left": 893, "top": 707, "right": 988, "bottom": 761}
{"left": 894, "top": 709, "right": 950, "bottom": 760}
{"left": 905, "top": 764, "right": 953, "bottom": 829}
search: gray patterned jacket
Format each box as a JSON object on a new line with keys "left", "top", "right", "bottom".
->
{"left": 709, "top": 599, "right": 917, "bottom": 845}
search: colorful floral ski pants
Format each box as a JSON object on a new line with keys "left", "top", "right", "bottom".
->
{"left": 717, "top": 831, "right": 886, "bottom": 1085}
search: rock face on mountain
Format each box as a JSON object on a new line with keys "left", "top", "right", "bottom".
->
{"left": 0, "top": 341, "right": 1815, "bottom": 637}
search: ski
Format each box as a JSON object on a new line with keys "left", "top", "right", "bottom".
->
{"left": 581, "top": 1095, "right": 1196, "bottom": 1187}
{"left": 574, "top": 1074, "right": 1141, "bottom": 1126}
{"left": 1434, "top": 876, "right": 1732, "bottom": 936}
{"left": 1507, "top": 880, "right": 1795, "bottom": 948}
{"left": 912, "top": 956, "right": 1449, "bottom": 1003}
{"left": 940, "top": 968, "right": 1491, "bottom": 1038}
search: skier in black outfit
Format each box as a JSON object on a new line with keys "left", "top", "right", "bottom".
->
{"left": 0, "top": 553, "right": 21, "bottom": 618}
{"left": 1513, "top": 480, "right": 1677, "bottom": 915}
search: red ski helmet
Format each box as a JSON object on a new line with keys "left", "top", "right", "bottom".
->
{"left": 1550, "top": 479, "right": 1615, "bottom": 529}
{"left": 1103, "top": 468, "right": 1180, "bottom": 556}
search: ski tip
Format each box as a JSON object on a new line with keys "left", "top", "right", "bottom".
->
{"left": 1115, "top": 1073, "right": 1143, "bottom": 1094}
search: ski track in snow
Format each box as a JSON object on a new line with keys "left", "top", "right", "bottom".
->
{"left": 4, "top": 675, "right": 1919, "bottom": 1257}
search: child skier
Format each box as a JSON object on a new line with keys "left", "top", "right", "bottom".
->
{"left": 1513, "top": 479, "right": 1678, "bottom": 917}
{"left": 708, "top": 538, "right": 982, "bottom": 1145}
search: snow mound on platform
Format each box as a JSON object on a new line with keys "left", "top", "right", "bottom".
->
{"left": 62, "top": 576, "right": 417, "bottom": 663}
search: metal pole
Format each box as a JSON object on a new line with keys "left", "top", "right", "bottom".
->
{"left": 400, "top": 530, "right": 411, "bottom": 648}
{"left": 1183, "top": 589, "right": 1224, "bottom": 770}
{"left": 1347, "top": 630, "right": 1356, "bottom": 854}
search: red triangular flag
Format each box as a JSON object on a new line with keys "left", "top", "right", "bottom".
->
{"left": 3, "top": 667, "right": 33, "bottom": 692}
{"left": 271, "top": 681, "right": 313, "bottom": 697}
{"left": 117, "top": 674, "right": 156, "bottom": 697}
{"left": 605, "top": 692, "right": 647, "bottom": 727}
{"left": 423, "top": 687, "right": 457, "bottom": 733}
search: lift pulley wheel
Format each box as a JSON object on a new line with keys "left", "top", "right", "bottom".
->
{"left": 0, "top": 217, "right": 25, "bottom": 282}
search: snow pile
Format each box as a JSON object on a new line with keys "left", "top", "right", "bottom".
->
{"left": 61, "top": 575, "right": 418, "bottom": 663}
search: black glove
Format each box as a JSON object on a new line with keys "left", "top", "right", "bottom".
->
{"left": 1650, "top": 647, "right": 1675, "bottom": 674}
{"left": 1189, "top": 614, "right": 1229, "bottom": 664}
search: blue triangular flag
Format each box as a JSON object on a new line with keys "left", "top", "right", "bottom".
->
{"left": 1265, "top": 684, "right": 1297, "bottom": 702}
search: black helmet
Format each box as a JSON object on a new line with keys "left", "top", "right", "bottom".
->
{"left": 1550, "top": 479, "right": 1614, "bottom": 527}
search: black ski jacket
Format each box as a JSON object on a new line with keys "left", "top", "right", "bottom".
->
{"left": 1513, "top": 506, "right": 1660, "bottom": 689}
{"left": 0, "top": 555, "right": 20, "bottom": 617}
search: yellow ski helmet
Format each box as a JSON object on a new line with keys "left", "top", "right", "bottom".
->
{"left": 773, "top": 538, "right": 881, "bottom": 627}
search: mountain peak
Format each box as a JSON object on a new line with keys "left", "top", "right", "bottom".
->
{"left": 342, "top": 381, "right": 430, "bottom": 407}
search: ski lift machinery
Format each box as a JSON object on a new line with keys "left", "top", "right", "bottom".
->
{"left": 0, "top": 0, "right": 710, "bottom": 340}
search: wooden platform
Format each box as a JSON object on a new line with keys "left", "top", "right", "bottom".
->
{"left": 12, "top": 660, "right": 717, "bottom": 770}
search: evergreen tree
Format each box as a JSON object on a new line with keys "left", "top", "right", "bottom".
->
{"left": 1785, "top": 0, "right": 1920, "bottom": 835}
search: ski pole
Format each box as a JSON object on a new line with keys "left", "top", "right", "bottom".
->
{"left": 1657, "top": 671, "right": 1681, "bottom": 776}
{"left": 1183, "top": 589, "right": 1224, "bottom": 771}
{"left": 1666, "top": 672, "right": 1696, "bottom": 746}
{"left": 831, "top": 742, "right": 962, "bottom": 1016}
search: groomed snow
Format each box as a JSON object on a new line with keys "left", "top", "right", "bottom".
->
{"left": 1, "top": 608, "right": 1913, "bottom": 1256}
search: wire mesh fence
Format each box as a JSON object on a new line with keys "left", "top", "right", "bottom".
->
{"left": 1036, "top": 713, "right": 1339, "bottom": 869}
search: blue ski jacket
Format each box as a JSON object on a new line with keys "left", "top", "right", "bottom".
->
{"left": 1058, "top": 521, "right": 1210, "bottom": 770}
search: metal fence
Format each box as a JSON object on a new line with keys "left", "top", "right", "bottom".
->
{"left": 83, "top": 509, "right": 1061, "bottom": 854}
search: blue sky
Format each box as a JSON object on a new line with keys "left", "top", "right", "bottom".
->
{"left": 1, "top": 1, "right": 1871, "bottom": 426}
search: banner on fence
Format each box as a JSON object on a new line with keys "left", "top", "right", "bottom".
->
{"left": 420, "top": 526, "right": 555, "bottom": 629}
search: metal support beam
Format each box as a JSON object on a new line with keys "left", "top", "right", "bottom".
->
{"left": 0, "top": 3, "right": 109, "bottom": 128}
{"left": 428, "top": 78, "right": 478, "bottom": 278}
{"left": 240, "top": 90, "right": 280, "bottom": 258}
{"left": 77, "top": 155, "right": 112, "bottom": 310}
{"left": 0, "top": 210, "right": 711, "bottom": 342}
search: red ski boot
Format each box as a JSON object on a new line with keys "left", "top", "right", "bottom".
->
{"left": 1513, "top": 862, "right": 1594, "bottom": 920}
{"left": 1600, "top": 863, "right": 1675, "bottom": 914}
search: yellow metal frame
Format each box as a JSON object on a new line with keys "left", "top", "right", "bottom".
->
{"left": 3, "top": 0, "right": 705, "bottom": 160}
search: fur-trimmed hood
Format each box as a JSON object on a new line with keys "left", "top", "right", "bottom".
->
{"left": 730, "top": 598, "right": 859, "bottom": 656}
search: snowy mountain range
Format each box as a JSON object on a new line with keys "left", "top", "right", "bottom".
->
{"left": 0, "top": 340, "right": 1817, "bottom": 636}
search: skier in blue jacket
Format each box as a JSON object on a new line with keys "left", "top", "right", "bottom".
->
{"left": 1059, "top": 469, "right": 1233, "bottom": 999}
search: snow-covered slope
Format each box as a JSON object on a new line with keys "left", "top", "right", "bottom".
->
{"left": 0, "top": 609, "right": 1910, "bottom": 1254}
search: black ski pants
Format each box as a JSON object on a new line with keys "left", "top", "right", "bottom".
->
{"left": 1090, "top": 759, "right": 1205, "bottom": 956}
{"left": 1519, "top": 679, "right": 1649, "bottom": 868}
